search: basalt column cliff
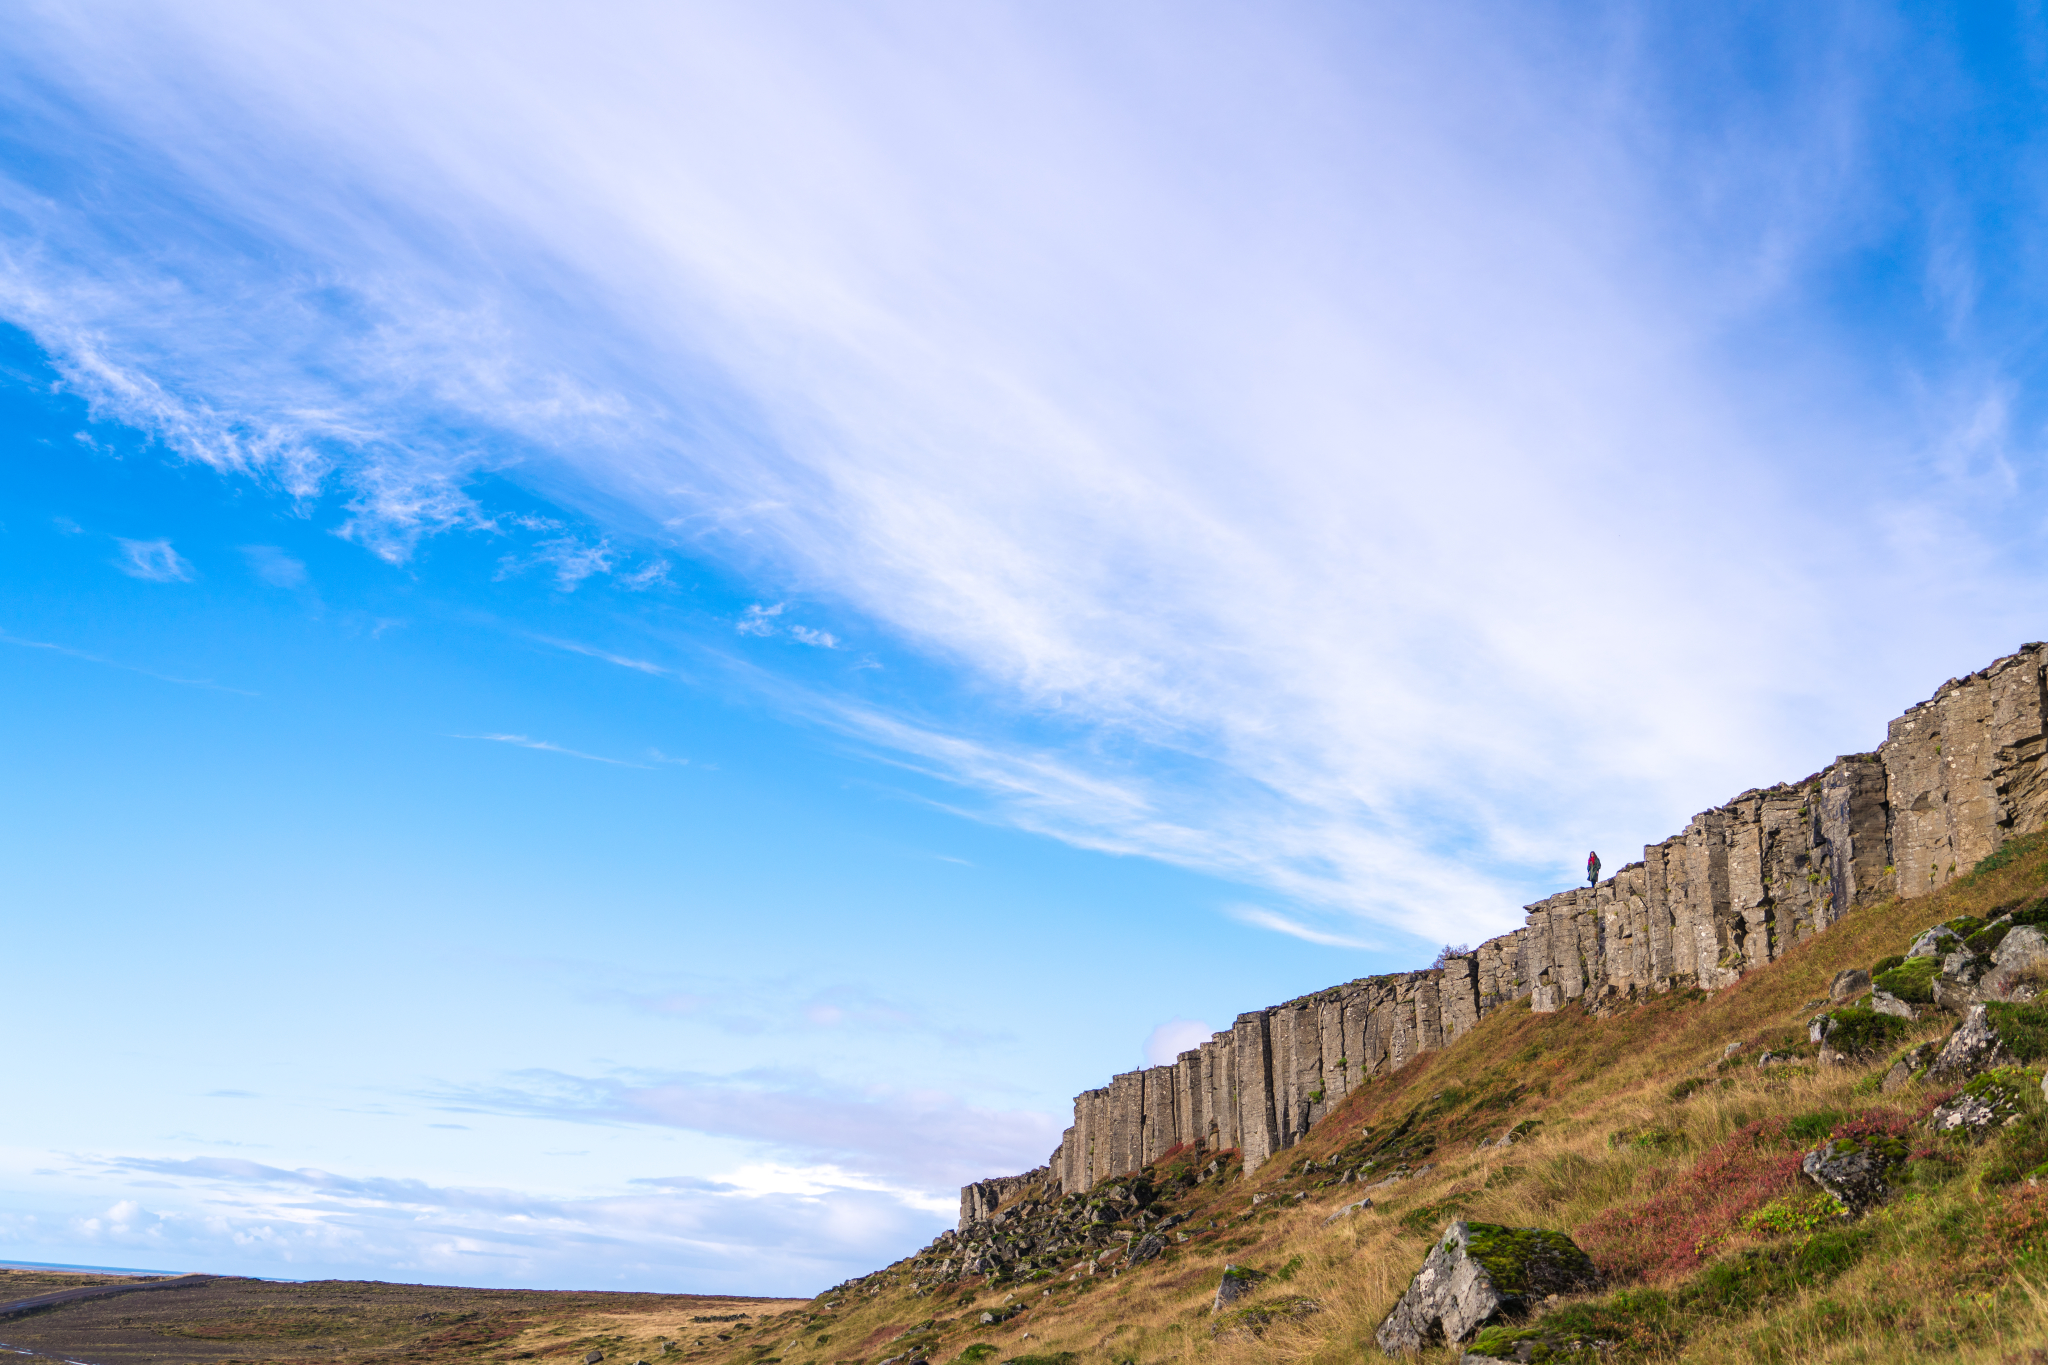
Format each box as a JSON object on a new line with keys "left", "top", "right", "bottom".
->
{"left": 959, "top": 643, "right": 2048, "bottom": 1227}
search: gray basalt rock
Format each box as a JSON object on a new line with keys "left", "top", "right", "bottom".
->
{"left": 1978, "top": 926, "right": 2048, "bottom": 1000}
{"left": 1930, "top": 1004, "right": 2014, "bottom": 1080}
{"left": 1910, "top": 924, "right": 1967, "bottom": 959}
{"left": 1871, "top": 990, "right": 1919, "bottom": 1019}
{"left": 1325, "top": 1199, "right": 1372, "bottom": 1224}
{"left": 1213, "top": 1264, "right": 1265, "bottom": 1311}
{"left": 1929, "top": 1069, "right": 2038, "bottom": 1134}
{"left": 1801, "top": 1135, "right": 1906, "bottom": 1212}
{"left": 1830, "top": 968, "right": 1872, "bottom": 1002}
{"left": 1126, "top": 1234, "right": 1165, "bottom": 1266}
{"left": 1373, "top": 1221, "right": 1598, "bottom": 1355}
{"left": 1881, "top": 1042, "right": 1939, "bottom": 1093}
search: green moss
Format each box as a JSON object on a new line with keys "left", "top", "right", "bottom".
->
{"left": 1815, "top": 1005, "right": 1912, "bottom": 1056}
{"left": 1969, "top": 829, "right": 2048, "bottom": 879}
{"left": 1458, "top": 1223, "right": 1597, "bottom": 1297}
{"left": 1968, "top": 921, "right": 2015, "bottom": 955}
{"left": 1784, "top": 1109, "right": 1844, "bottom": 1144}
{"left": 1871, "top": 954, "right": 1907, "bottom": 977}
{"left": 1942, "top": 915, "right": 1988, "bottom": 939}
{"left": 1985, "top": 1004, "right": 2048, "bottom": 1062}
{"left": 1873, "top": 955, "right": 1940, "bottom": 1004}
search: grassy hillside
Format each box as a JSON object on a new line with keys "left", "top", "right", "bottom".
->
{"left": 15, "top": 843, "right": 2048, "bottom": 1364}
{"left": 700, "top": 834, "right": 2048, "bottom": 1365}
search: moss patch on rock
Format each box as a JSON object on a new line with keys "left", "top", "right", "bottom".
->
{"left": 1459, "top": 1223, "right": 1599, "bottom": 1298}
{"left": 1873, "top": 956, "right": 1940, "bottom": 1004}
{"left": 1984, "top": 1004, "right": 2048, "bottom": 1063}
{"left": 1817, "top": 1005, "right": 1911, "bottom": 1057}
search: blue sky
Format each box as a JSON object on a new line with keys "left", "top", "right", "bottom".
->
{"left": 5, "top": 1, "right": 2048, "bottom": 1295}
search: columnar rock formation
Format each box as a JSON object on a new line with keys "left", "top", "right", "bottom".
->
{"left": 961, "top": 644, "right": 2048, "bottom": 1225}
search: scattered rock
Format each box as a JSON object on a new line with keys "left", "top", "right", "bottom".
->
{"left": 584, "top": 1353, "right": 603, "bottom": 1364}
{"left": 1126, "top": 1234, "right": 1165, "bottom": 1266}
{"left": 1213, "top": 1263, "right": 1266, "bottom": 1312}
{"left": 1801, "top": 1134, "right": 1907, "bottom": 1212}
{"left": 1830, "top": 968, "right": 1872, "bottom": 1002}
{"left": 1324, "top": 1199, "right": 1372, "bottom": 1225}
{"left": 1373, "top": 1220, "right": 1600, "bottom": 1355}
{"left": 1881, "top": 1042, "right": 1939, "bottom": 1093}
{"left": 1756, "top": 1051, "right": 1798, "bottom": 1068}
{"left": 1928, "top": 1068, "right": 2040, "bottom": 1135}
{"left": 1931, "top": 1004, "right": 2014, "bottom": 1079}
{"left": 1722, "top": 1042, "right": 1744, "bottom": 1060}
{"left": 1871, "top": 990, "right": 1919, "bottom": 1019}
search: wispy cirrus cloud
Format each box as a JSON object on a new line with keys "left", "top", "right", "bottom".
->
{"left": 448, "top": 733, "right": 648, "bottom": 768}
{"left": 0, "top": 1, "right": 2039, "bottom": 956}
{"left": 114, "top": 537, "right": 193, "bottom": 582}
{"left": 425, "top": 1065, "right": 1059, "bottom": 1191}
{"left": 0, "top": 627, "right": 256, "bottom": 695}
{"left": 1223, "top": 905, "right": 1381, "bottom": 951}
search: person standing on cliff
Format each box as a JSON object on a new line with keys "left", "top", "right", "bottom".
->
{"left": 1587, "top": 850, "right": 1601, "bottom": 887}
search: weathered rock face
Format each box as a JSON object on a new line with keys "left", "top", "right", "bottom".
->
{"left": 1374, "top": 1222, "right": 1599, "bottom": 1356}
{"left": 1931, "top": 1005, "right": 2015, "bottom": 1080}
{"left": 963, "top": 645, "right": 2048, "bottom": 1207}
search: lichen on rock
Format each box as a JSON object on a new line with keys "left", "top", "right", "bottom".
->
{"left": 1927, "top": 1067, "right": 2041, "bottom": 1135}
{"left": 1374, "top": 1221, "right": 1598, "bottom": 1355}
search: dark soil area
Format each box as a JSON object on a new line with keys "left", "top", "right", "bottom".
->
{"left": 0, "top": 1275, "right": 793, "bottom": 1365}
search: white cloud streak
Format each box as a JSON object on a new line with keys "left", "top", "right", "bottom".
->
{"left": 0, "top": 3, "right": 2040, "bottom": 948}
{"left": 114, "top": 537, "right": 193, "bottom": 582}
{"left": 449, "top": 733, "right": 648, "bottom": 768}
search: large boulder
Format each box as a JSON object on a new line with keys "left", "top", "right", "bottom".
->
{"left": 1801, "top": 1135, "right": 1907, "bottom": 1212}
{"left": 1931, "top": 1004, "right": 2018, "bottom": 1079}
{"left": 1374, "top": 1221, "right": 1599, "bottom": 1355}
{"left": 1982, "top": 926, "right": 2048, "bottom": 999}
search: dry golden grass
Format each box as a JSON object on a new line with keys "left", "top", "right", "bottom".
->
{"left": 695, "top": 834, "right": 2048, "bottom": 1365}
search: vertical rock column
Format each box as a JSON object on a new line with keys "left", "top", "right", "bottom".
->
{"left": 1231, "top": 1010, "right": 1280, "bottom": 1173}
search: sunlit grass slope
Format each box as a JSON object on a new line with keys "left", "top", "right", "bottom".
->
{"left": 694, "top": 834, "right": 2048, "bottom": 1365}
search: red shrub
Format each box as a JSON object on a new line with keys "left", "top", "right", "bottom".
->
{"left": 1575, "top": 1119, "right": 1804, "bottom": 1282}
{"left": 1988, "top": 1186, "right": 2048, "bottom": 1257}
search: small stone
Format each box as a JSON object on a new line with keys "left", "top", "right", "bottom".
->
{"left": 1324, "top": 1199, "right": 1372, "bottom": 1225}
{"left": 978, "top": 1312, "right": 997, "bottom": 1325}
{"left": 1756, "top": 1051, "right": 1796, "bottom": 1068}
{"left": 1127, "top": 1234, "right": 1165, "bottom": 1266}
{"left": 1722, "top": 1041, "right": 1744, "bottom": 1059}
{"left": 585, "top": 1353, "right": 603, "bottom": 1364}
{"left": 1870, "top": 990, "right": 1919, "bottom": 1019}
